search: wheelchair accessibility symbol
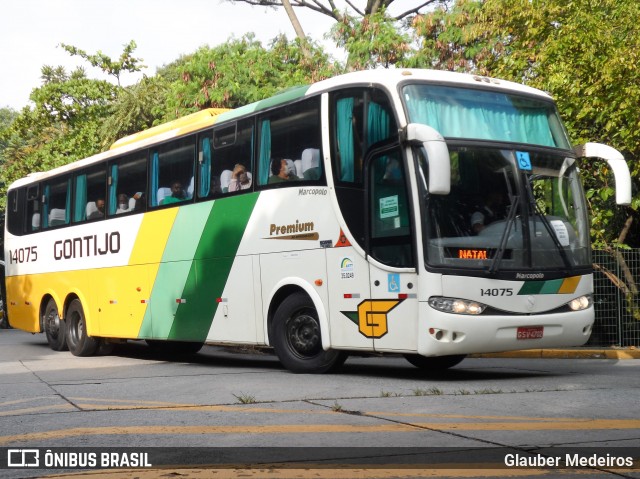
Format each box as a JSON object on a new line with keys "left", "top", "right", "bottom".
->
{"left": 388, "top": 273, "right": 400, "bottom": 293}
{"left": 516, "top": 151, "right": 532, "bottom": 171}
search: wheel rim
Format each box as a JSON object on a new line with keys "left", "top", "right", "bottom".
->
{"left": 286, "top": 310, "right": 321, "bottom": 358}
{"left": 45, "top": 309, "right": 61, "bottom": 340}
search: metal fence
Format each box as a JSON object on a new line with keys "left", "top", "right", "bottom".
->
{"left": 591, "top": 249, "right": 640, "bottom": 347}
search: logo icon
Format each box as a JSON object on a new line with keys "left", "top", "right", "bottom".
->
{"left": 341, "top": 299, "right": 403, "bottom": 338}
{"left": 388, "top": 273, "right": 400, "bottom": 293}
{"left": 516, "top": 151, "right": 532, "bottom": 171}
{"left": 340, "top": 257, "right": 354, "bottom": 279}
{"left": 8, "top": 449, "right": 40, "bottom": 468}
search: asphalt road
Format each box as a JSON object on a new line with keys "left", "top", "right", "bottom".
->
{"left": 0, "top": 328, "right": 638, "bottom": 478}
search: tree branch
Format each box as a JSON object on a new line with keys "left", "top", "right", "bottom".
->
{"left": 344, "top": 0, "right": 364, "bottom": 16}
{"left": 394, "top": 0, "right": 441, "bottom": 20}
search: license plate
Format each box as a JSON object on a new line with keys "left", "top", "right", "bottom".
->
{"left": 517, "top": 326, "right": 544, "bottom": 340}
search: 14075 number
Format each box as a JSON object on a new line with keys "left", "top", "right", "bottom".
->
{"left": 480, "top": 288, "right": 513, "bottom": 297}
{"left": 8, "top": 246, "right": 38, "bottom": 264}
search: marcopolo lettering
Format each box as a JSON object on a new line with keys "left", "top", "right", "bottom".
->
{"left": 54, "top": 232, "right": 121, "bottom": 260}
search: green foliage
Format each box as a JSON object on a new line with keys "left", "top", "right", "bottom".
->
{"left": 0, "top": 44, "right": 138, "bottom": 207}
{"left": 330, "top": 10, "right": 411, "bottom": 70}
{"left": 406, "top": 0, "right": 485, "bottom": 70}
{"left": 159, "top": 34, "right": 341, "bottom": 119}
{"left": 99, "top": 76, "right": 170, "bottom": 149}
{"left": 60, "top": 40, "right": 146, "bottom": 85}
{"left": 415, "top": 0, "right": 640, "bottom": 246}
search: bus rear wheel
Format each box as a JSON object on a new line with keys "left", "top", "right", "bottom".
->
{"left": 272, "top": 292, "right": 346, "bottom": 374}
{"left": 44, "top": 299, "right": 67, "bottom": 351}
{"left": 66, "top": 299, "right": 100, "bottom": 357}
{"left": 404, "top": 354, "right": 466, "bottom": 370}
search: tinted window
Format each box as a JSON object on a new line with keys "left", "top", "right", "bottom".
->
{"left": 150, "top": 137, "right": 196, "bottom": 207}
{"left": 256, "top": 97, "right": 323, "bottom": 186}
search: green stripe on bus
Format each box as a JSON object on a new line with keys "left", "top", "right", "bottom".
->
{"left": 138, "top": 203, "right": 214, "bottom": 338}
{"left": 168, "top": 193, "right": 259, "bottom": 341}
{"left": 518, "top": 279, "right": 565, "bottom": 295}
{"left": 215, "top": 85, "right": 311, "bottom": 123}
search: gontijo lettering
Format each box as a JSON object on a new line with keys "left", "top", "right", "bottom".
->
{"left": 54, "top": 232, "right": 121, "bottom": 260}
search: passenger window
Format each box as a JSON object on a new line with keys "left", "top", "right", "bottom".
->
{"left": 26, "top": 186, "right": 40, "bottom": 232}
{"left": 108, "top": 154, "right": 147, "bottom": 215}
{"left": 7, "top": 188, "right": 25, "bottom": 236}
{"left": 332, "top": 88, "right": 397, "bottom": 184}
{"left": 257, "top": 97, "right": 323, "bottom": 186}
{"left": 150, "top": 138, "right": 195, "bottom": 207}
{"left": 43, "top": 177, "right": 72, "bottom": 229}
{"left": 198, "top": 119, "right": 254, "bottom": 198}
{"left": 73, "top": 166, "right": 107, "bottom": 222}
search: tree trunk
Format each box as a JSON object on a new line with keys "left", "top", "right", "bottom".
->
{"left": 282, "top": 0, "right": 312, "bottom": 60}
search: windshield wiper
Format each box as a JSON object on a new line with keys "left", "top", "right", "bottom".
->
{"left": 525, "top": 175, "right": 573, "bottom": 271}
{"left": 488, "top": 195, "right": 520, "bottom": 275}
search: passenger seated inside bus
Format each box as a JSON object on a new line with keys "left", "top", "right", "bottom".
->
{"left": 87, "top": 199, "right": 105, "bottom": 220}
{"left": 268, "top": 158, "right": 299, "bottom": 184}
{"left": 115, "top": 193, "right": 136, "bottom": 214}
{"left": 159, "top": 181, "right": 187, "bottom": 205}
{"left": 228, "top": 164, "right": 252, "bottom": 191}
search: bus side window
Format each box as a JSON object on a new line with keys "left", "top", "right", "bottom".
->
{"left": 73, "top": 166, "right": 107, "bottom": 222}
{"left": 42, "top": 178, "right": 71, "bottom": 229}
{"left": 108, "top": 154, "right": 147, "bottom": 215}
{"left": 25, "top": 186, "right": 40, "bottom": 232}
{"left": 201, "top": 119, "right": 254, "bottom": 198}
{"left": 150, "top": 137, "right": 195, "bottom": 207}
{"left": 332, "top": 88, "right": 398, "bottom": 185}
{"left": 7, "top": 188, "right": 26, "bottom": 236}
{"left": 257, "top": 97, "right": 322, "bottom": 187}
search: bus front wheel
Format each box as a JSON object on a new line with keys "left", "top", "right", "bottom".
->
{"left": 271, "top": 292, "right": 346, "bottom": 374}
{"left": 65, "top": 299, "right": 100, "bottom": 357}
{"left": 404, "top": 354, "right": 466, "bottom": 370}
{"left": 44, "top": 299, "right": 67, "bottom": 351}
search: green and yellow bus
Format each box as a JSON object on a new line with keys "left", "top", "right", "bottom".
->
{"left": 4, "top": 69, "right": 631, "bottom": 373}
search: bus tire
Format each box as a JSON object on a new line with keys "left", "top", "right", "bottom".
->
{"left": 44, "top": 298, "right": 67, "bottom": 351}
{"left": 272, "top": 292, "right": 346, "bottom": 374}
{"left": 404, "top": 354, "right": 466, "bottom": 370}
{"left": 65, "top": 299, "right": 100, "bottom": 357}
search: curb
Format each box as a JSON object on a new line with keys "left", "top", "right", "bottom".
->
{"left": 470, "top": 348, "right": 640, "bottom": 359}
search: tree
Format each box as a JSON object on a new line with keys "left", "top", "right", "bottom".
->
{"left": 330, "top": 9, "right": 412, "bottom": 70}
{"left": 158, "top": 34, "right": 341, "bottom": 119}
{"left": 0, "top": 42, "right": 146, "bottom": 206}
{"left": 59, "top": 40, "right": 146, "bottom": 86}
{"left": 228, "top": 0, "right": 446, "bottom": 22}
{"left": 229, "top": 0, "right": 452, "bottom": 71}
{"left": 414, "top": 0, "right": 640, "bottom": 247}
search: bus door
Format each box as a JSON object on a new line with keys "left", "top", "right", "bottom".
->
{"left": 366, "top": 147, "right": 419, "bottom": 352}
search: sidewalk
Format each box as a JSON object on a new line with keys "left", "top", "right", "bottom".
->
{"left": 472, "top": 347, "right": 640, "bottom": 359}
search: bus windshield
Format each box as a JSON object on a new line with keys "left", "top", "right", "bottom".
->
{"left": 403, "top": 84, "right": 572, "bottom": 150}
{"left": 416, "top": 146, "right": 591, "bottom": 274}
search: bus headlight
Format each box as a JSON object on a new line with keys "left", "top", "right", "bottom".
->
{"left": 568, "top": 295, "right": 592, "bottom": 311}
{"left": 429, "top": 297, "right": 487, "bottom": 315}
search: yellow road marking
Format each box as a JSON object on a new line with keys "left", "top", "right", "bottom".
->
{"left": 2, "top": 418, "right": 640, "bottom": 446}
{"left": 0, "top": 404, "right": 74, "bottom": 416}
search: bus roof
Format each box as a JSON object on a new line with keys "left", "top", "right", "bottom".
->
{"left": 110, "top": 107, "right": 230, "bottom": 150}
